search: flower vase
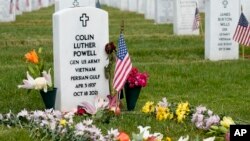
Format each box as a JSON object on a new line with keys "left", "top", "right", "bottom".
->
{"left": 124, "top": 84, "right": 141, "bottom": 111}
{"left": 40, "top": 88, "right": 57, "bottom": 109}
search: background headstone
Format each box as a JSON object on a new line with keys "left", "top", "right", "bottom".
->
{"left": 198, "top": 0, "right": 205, "bottom": 12}
{"left": 55, "top": 0, "right": 96, "bottom": 12}
{"left": 128, "top": 0, "right": 137, "bottom": 12}
{"left": 155, "top": 0, "right": 168, "bottom": 24}
{"left": 166, "top": 0, "right": 174, "bottom": 23}
{"left": 16, "top": 0, "right": 23, "bottom": 15}
{"left": 120, "top": 0, "right": 129, "bottom": 11}
{"left": 241, "top": 0, "right": 250, "bottom": 21}
{"left": 145, "top": 0, "right": 155, "bottom": 20}
{"left": 53, "top": 7, "right": 109, "bottom": 111}
{"left": 173, "top": 0, "right": 199, "bottom": 35}
{"left": 137, "top": 0, "right": 146, "bottom": 14}
{"left": 205, "top": 0, "right": 240, "bottom": 61}
{"left": 0, "top": 0, "right": 16, "bottom": 22}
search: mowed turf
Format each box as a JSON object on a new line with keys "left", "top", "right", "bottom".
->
{"left": 0, "top": 5, "right": 250, "bottom": 141}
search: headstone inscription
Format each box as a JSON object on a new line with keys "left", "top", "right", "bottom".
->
{"left": 0, "top": 0, "right": 16, "bottom": 22}
{"left": 55, "top": 0, "right": 96, "bottom": 12}
{"left": 205, "top": 0, "right": 240, "bottom": 61}
{"left": 173, "top": 0, "right": 199, "bottom": 35}
{"left": 155, "top": 0, "right": 168, "bottom": 24}
{"left": 53, "top": 7, "right": 109, "bottom": 111}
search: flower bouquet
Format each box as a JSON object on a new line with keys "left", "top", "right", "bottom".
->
{"left": 124, "top": 67, "right": 149, "bottom": 110}
{"left": 18, "top": 48, "right": 56, "bottom": 109}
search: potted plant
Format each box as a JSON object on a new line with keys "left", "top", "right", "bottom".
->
{"left": 17, "top": 48, "right": 56, "bottom": 109}
{"left": 124, "top": 67, "right": 148, "bottom": 111}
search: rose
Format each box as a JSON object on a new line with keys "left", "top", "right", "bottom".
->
{"left": 105, "top": 42, "right": 116, "bottom": 54}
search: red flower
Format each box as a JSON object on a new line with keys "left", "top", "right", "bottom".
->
{"left": 105, "top": 42, "right": 116, "bottom": 54}
{"left": 127, "top": 67, "right": 149, "bottom": 88}
{"left": 76, "top": 106, "right": 86, "bottom": 116}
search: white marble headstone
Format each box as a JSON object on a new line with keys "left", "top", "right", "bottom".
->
{"left": 53, "top": 7, "right": 109, "bottom": 111}
{"left": 198, "top": 0, "right": 205, "bottom": 12}
{"left": 120, "top": 0, "right": 129, "bottom": 11}
{"left": 155, "top": 0, "right": 168, "bottom": 24}
{"left": 55, "top": 0, "right": 96, "bottom": 12}
{"left": 21, "top": 0, "right": 32, "bottom": 12}
{"left": 16, "top": 0, "right": 23, "bottom": 15}
{"left": 241, "top": 0, "right": 250, "bottom": 21}
{"left": 205, "top": 0, "right": 240, "bottom": 61}
{"left": 128, "top": 0, "right": 137, "bottom": 12}
{"left": 137, "top": 0, "right": 145, "bottom": 14}
{"left": 166, "top": 0, "right": 174, "bottom": 23}
{"left": 0, "top": 0, "right": 16, "bottom": 22}
{"left": 145, "top": 0, "right": 155, "bottom": 20}
{"left": 174, "top": 0, "right": 199, "bottom": 35}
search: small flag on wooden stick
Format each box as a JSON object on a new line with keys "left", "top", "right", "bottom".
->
{"left": 113, "top": 34, "right": 132, "bottom": 92}
{"left": 233, "top": 12, "right": 250, "bottom": 46}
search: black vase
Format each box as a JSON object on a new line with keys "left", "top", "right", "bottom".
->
{"left": 40, "top": 88, "right": 57, "bottom": 109}
{"left": 124, "top": 84, "right": 141, "bottom": 111}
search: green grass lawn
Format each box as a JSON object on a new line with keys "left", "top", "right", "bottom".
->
{"left": 0, "top": 5, "right": 250, "bottom": 141}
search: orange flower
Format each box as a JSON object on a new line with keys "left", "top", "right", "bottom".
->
{"left": 117, "top": 132, "right": 130, "bottom": 141}
{"left": 25, "top": 50, "right": 39, "bottom": 64}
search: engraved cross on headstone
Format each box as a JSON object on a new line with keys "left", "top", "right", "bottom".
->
{"left": 80, "top": 13, "right": 89, "bottom": 27}
{"left": 222, "top": 0, "right": 228, "bottom": 8}
{"left": 73, "top": 0, "right": 79, "bottom": 7}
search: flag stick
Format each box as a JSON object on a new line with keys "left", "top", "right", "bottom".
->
{"left": 242, "top": 45, "right": 245, "bottom": 60}
{"left": 199, "top": 18, "right": 204, "bottom": 36}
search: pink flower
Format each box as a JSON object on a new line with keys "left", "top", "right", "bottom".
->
{"left": 127, "top": 67, "right": 149, "bottom": 88}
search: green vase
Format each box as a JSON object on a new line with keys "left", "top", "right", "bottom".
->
{"left": 40, "top": 88, "right": 57, "bottom": 109}
{"left": 125, "top": 84, "right": 141, "bottom": 111}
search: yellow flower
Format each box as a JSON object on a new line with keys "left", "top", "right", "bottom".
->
{"left": 60, "top": 119, "right": 67, "bottom": 126}
{"left": 142, "top": 101, "right": 155, "bottom": 113}
{"left": 156, "top": 106, "right": 173, "bottom": 121}
{"left": 220, "top": 116, "right": 235, "bottom": 128}
{"left": 175, "top": 102, "right": 190, "bottom": 123}
{"left": 166, "top": 137, "right": 172, "bottom": 141}
{"left": 25, "top": 49, "right": 39, "bottom": 64}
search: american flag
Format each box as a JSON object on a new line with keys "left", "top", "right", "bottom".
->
{"left": 9, "top": 0, "right": 14, "bottom": 14}
{"left": 113, "top": 34, "right": 132, "bottom": 92}
{"left": 233, "top": 13, "right": 250, "bottom": 46}
{"left": 192, "top": 7, "right": 200, "bottom": 31}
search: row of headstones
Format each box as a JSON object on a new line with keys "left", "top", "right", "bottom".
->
{"left": 0, "top": 0, "right": 55, "bottom": 22}
{"left": 51, "top": 0, "right": 246, "bottom": 112}
{"left": 99, "top": 0, "right": 205, "bottom": 24}
{"left": 100, "top": 0, "right": 250, "bottom": 61}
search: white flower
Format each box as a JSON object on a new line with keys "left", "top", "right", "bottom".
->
{"left": 17, "top": 109, "right": 29, "bottom": 118}
{"left": 207, "top": 110, "right": 213, "bottom": 116}
{"left": 83, "top": 119, "right": 93, "bottom": 126}
{"left": 18, "top": 72, "right": 35, "bottom": 89}
{"left": 95, "top": 96, "right": 109, "bottom": 110}
{"left": 42, "top": 69, "right": 52, "bottom": 87}
{"left": 196, "top": 106, "right": 207, "bottom": 114}
{"left": 34, "top": 77, "right": 48, "bottom": 92}
{"left": 64, "top": 111, "right": 75, "bottom": 119}
{"left": 0, "top": 114, "right": 3, "bottom": 120}
{"left": 157, "top": 97, "right": 170, "bottom": 107}
{"left": 178, "top": 135, "right": 189, "bottom": 141}
{"left": 138, "top": 126, "right": 151, "bottom": 139}
{"left": 107, "top": 128, "right": 119, "bottom": 139}
{"left": 49, "top": 121, "right": 57, "bottom": 131}
{"left": 203, "top": 136, "right": 215, "bottom": 141}
{"left": 151, "top": 132, "right": 163, "bottom": 140}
